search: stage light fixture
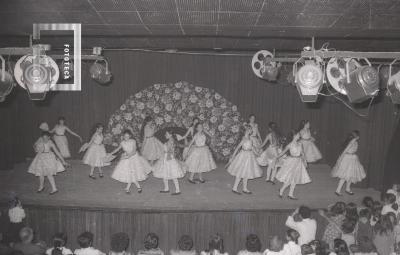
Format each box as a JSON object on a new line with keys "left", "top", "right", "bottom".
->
{"left": 293, "top": 58, "right": 324, "bottom": 102}
{"left": 342, "top": 58, "right": 379, "bottom": 103}
{"left": 252, "top": 50, "right": 281, "bottom": 82}
{"left": 326, "top": 58, "right": 359, "bottom": 95}
{"left": 14, "top": 49, "right": 59, "bottom": 100}
{"left": 387, "top": 59, "right": 400, "bottom": 104}
{"left": 0, "top": 55, "right": 15, "bottom": 102}
{"left": 90, "top": 59, "right": 112, "bottom": 85}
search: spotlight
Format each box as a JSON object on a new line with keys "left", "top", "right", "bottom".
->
{"left": 252, "top": 50, "right": 281, "bottom": 82}
{"left": 294, "top": 59, "right": 324, "bottom": 102}
{"left": 342, "top": 59, "right": 379, "bottom": 103}
{"left": 326, "top": 58, "right": 359, "bottom": 95}
{"left": 90, "top": 59, "right": 112, "bottom": 85}
{"left": 387, "top": 59, "right": 400, "bottom": 104}
{"left": 0, "top": 55, "right": 15, "bottom": 102}
{"left": 14, "top": 53, "right": 59, "bottom": 100}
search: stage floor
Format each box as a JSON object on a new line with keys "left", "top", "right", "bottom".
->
{"left": 0, "top": 161, "right": 380, "bottom": 211}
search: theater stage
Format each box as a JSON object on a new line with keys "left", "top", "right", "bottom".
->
{"left": 0, "top": 161, "right": 379, "bottom": 211}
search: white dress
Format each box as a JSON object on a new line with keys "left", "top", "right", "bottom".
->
{"left": 282, "top": 241, "right": 301, "bottom": 255}
{"left": 153, "top": 140, "right": 187, "bottom": 180}
{"left": 275, "top": 142, "right": 311, "bottom": 185}
{"left": 227, "top": 138, "right": 263, "bottom": 179}
{"left": 331, "top": 139, "right": 366, "bottom": 183}
{"left": 141, "top": 124, "right": 164, "bottom": 161}
{"left": 83, "top": 133, "right": 109, "bottom": 167}
{"left": 257, "top": 133, "right": 280, "bottom": 166}
{"left": 249, "top": 123, "right": 262, "bottom": 154}
{"left": 111, "top": 139, "right": 152, "bottom": 183}
{"left": 185, "top": 133, "right": 216, "bottom": 173}
{"left": 299, "top": 128, "right": 322, "bottom": 163}
{"left": 28, "top": 140, "right": 65, "bottom": 176}
{"left": 53, "top": 125, "right": 71, "bottom": 158}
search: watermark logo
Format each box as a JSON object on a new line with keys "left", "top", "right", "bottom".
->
{"left": 32, "top": 23, "right": 81, "bottom": 91}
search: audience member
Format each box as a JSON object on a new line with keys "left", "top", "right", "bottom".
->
{"left": 74, "top": 231, "right": 105, "bottom": 255}
{"left": 237, "top": 234, "right": 262, "bottom": 255}
{"left": 200, "top": 234, "right": 228, "bottom": 255}
{"left": 285, "top": 206, "right": 317, "bottom": 246}
{"left": 138, "top": 233, "right": 164, "bottom": 255}
{"left": 110, "top": 232, "right": 131, "bottom": 255}
{"left": 13, "top": 227, "right": 46, "bottom": 255}
{"left": 170, "top": 235, "right": 196, "bottom": 255}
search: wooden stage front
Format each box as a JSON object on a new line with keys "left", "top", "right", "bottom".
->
{"left": 0, "top": 161, "right": 380, "bottom": 253}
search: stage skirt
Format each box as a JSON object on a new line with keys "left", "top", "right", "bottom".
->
{"left": 28, "top": 152, "right": 65, "bottom": 176}
{"left": 185, "top": 146, "right": 216, "bottom": 173}
{"left": 53, "top": 135, "right": 71, "bottom": 158}
{"left": 141, "top": 136, "right": 164, "bottom": 161}
{"left": 257, "top": 146, "right": 279, "bottom": 166}
{"left": 250, "top": 136, "right": 262, "bottom": 155}
{"left": 275, "top": 156, "right": 311, "bottom": 184}
{"left": 227, "top": 150, "right": 262, "bottom": 179}
{"left": 153, "top": 156, "right": 187, "bottom": 180}
{"left": 111, "top": 153, "right": 152, "bottom": 183}
{"left": 300, "top": 139, "right": 322, "bottom": 163}
{"left": 331, "top": 153, "right": 366, "bottom": 183}
{"left": 83, "top": 143, "right": 110, "bottom": 167}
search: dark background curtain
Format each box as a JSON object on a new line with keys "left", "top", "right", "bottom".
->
{"left": 0, "top": 51, "right": 398, "bottom": 190}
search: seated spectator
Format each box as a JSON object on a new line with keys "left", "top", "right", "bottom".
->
{"left": 386, "top": 184, "right": 400, "bottom": 205}
{"left": 300, "top": 244, "right": 314, "bottom": 255}
{"left": 263, "top": 236, "right": 284, "bottom": 255}
{"left": 332, "top": 239, "right": 349, "bottom": 255}
{"left": 282, "top": 229, "right": 301, "bottom": 255}
{"left": 345, "top": 203, "right": 359, "bottom": 222}
{"left": 351, "top": 236, "right": 377, "bottom": 255}
{"left": 371, "top": 201, "right": 383, "bottom": 226}
{"left": 320, "top": 202, "right": 346, "bottom": 249}
{"left": 46, "top": 232, "right": 72, "bottom": 255}
{"left": 341, "top": 219, "right": 357, "bottom": 248}
{"left": 285, "top": 206, "right": 317, "bottom": 246}
{"left": 170, "top": 235, "right": 196, "bottom": 255}
{"left": 357, "top": 209, "right": 374, "bottom": 243}
{"left": 110, "top": 232, "right": 131, "bottom": 255}
{"left": 360, "top": 197, "right": 374, "bottom": 212}
{"left": 237, "top": 234, "right": 262, "bottom": 255}
{"left": 6, "top": 197, "right": 25, "bottom": 245}
{"left": 381, "top": 193, "right": 399, "bottom": 216}
{"left": 138, "top": 233, "right": 164, "bottom": 255}
{"left": 13, "top": 227, "right": 46, "bottom": 255}
{"left": 200, "top": 234, "right": 228, "bottom": 255}
{"left": 373, "top": 214, "right": 395, "bottom": 255}
{"left": 308, "top": 240, "right": 328, "bottom": 255}
{"left": 74, "top": 231, "right": 105, "bottom": 255}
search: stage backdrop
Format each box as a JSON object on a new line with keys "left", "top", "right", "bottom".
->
{"left": 0, "top": 50, "right": 399, "bottom": 190}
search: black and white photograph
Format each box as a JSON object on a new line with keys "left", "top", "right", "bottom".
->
{"left": 1, "top": 1, "right": 400, "bottom": 255}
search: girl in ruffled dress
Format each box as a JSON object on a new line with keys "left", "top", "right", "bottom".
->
{"left": 185, "top": 123, "right": 216, "bottom": 184}
{"left": 331, "top": 130, "right": 366, "bottom": 196}
{"left": 50, "top": 117, "right": 82, "bottom": 158}
{"left": 141, "top": 116, "right": 164, "bottom": 164}
{"left": 257, "top": 122, "right": 283, "bottom": 184}
{"left": 28, "top": 131, "right": 67, "bottom": 194}
{"left": 227, "top": 126, "right": 262, "bottom": 195}
{"left": 246, "top": 114, "right": 262, "bottom": 155}
{"left": 81, "top": 124, "right": 111, "bottom": 179}
{"left": 110, "top": 130, "right": 152, "bottom": 194}
{"left": 275, "top": 131, "right": 311, "bottom": 200}
{"left": 153, "top": 131, "right": 187, "bottom": 195}
{"left": 298, "top": 120, "right": 322, "bottom": 163}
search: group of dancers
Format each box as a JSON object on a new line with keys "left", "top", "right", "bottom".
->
{"left": 27, "top": 114, "right": 366, "bottom": 199}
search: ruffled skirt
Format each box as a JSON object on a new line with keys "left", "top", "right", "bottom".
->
{"left": 83, "top": 143, "right": 110, "bottom": 167}
{"left": 28, "top": 152, "right": 65, "bottom": 176}
{"left": 153, "top": 156, "right": 187, "bottom": 180}
{"left": 185, "top": 146, "right": 216, "bottom": 173}
{"left": 227, "top": 150, "right": 262, "bottom": 179}
{"left": 331, "top": 153, "right": 366, "bottom": 183}
{"left": 111, "top": 154, "right": 152, "bottom": 183}
{"left": 301, "top": 139, "right": 322, "bottom": 163}
{"left": 257, "top": 146, "right": 279, "bottom": 166}
{"left": 275, "top": 156, "right": 311, "bottom": 184}
{"left": 53, "top": 135, "right": 71, "bottom": 158}
{"left": 141, "top": 137, "right": 164, "bottom": 161}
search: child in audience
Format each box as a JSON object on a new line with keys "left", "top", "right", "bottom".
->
{"left": 386, "top": 184, "right": 400, "bottom": 204}
{"left": 263, "top": 236, "right": 284, "bottom": 255}
{"left": 345, "top": 202, "right": 359, "bottom": 222}
{"left": 109, "top": 232, "right": 131, "bottom": 255}
{"left": 138, "top": 233, "right": 164, "bottom": 255}
{"left": 237, "top": 234, "right": 263, "bottom": 255}
{"left": 74, "top": 231, "right": 105, "bottom": 255}
{"left": 360, "top": 197, "right": 374, "bottom": 212}
{"left": 170, "top": 235, "right": 196, "bottom": 255}
{"left": 341, "top": 219, "right": 357, "bottom": 248}
{"left": 333, "top": 239, "right": 350, "bottom": 255}
{"left": 7, "top": 196, "right": 25, "bottom": 244}
{"left": 200, "top": 234, "right": 228, "bottom": 255}
{"left": 46, "top": 232, "right": 73, "bottom": 255}
{"left": 357, "top": 209, "right": 374, "bottom": 243}
{"left": 320, "top": 202, "right": 346, "bottom": 249}
{"left": 300, "top": 244, "right": 314, "bottom": 255}
{"left": 352, "top": 236, "right": 377, "bottom": 255}
{"left": 382, "top": 193, "right": 399, "bottom": 216}
{"left": 373, "top": 214, "right": 395, "bottom": 255}
{"left": 282, "top": 229, "right": 301, "bottom": 255}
